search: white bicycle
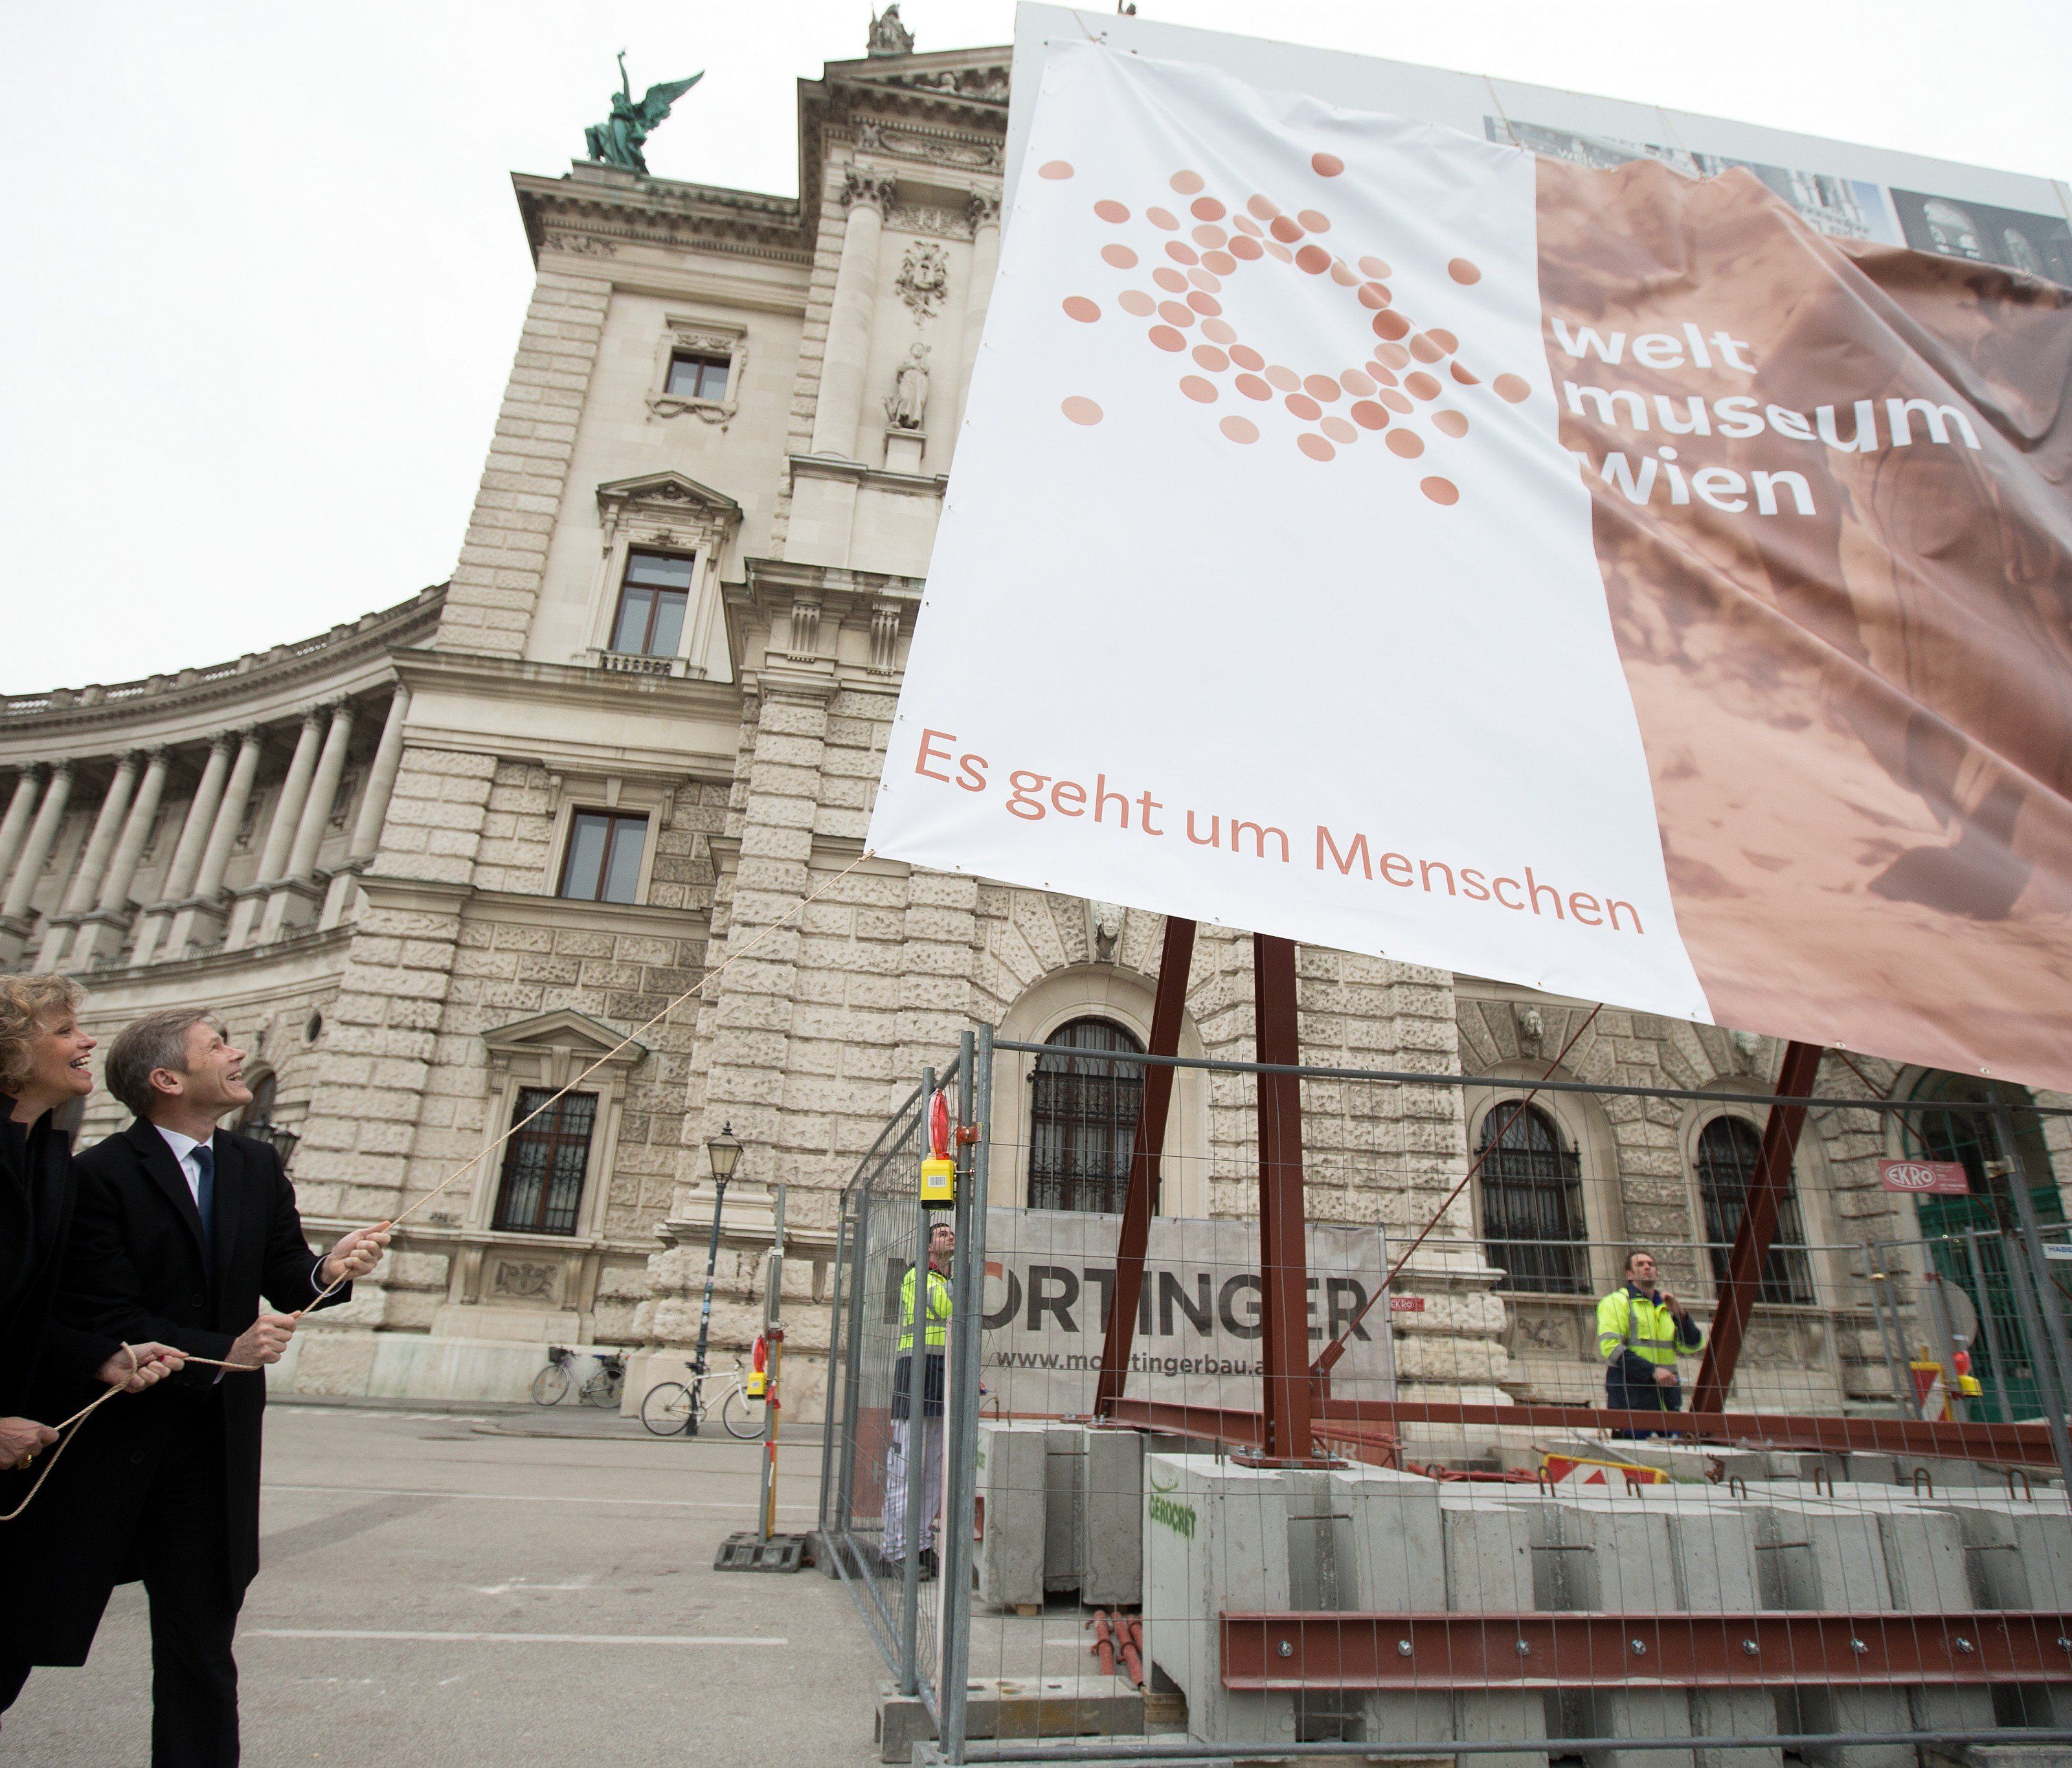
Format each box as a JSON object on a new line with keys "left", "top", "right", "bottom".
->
{"left": 639, "top": 1359, "right": 765, "bottom": 1439}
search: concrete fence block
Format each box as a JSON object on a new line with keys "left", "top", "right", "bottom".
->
{"left": 1877, "top": 1506, "right": 1998, "bottom": 1740}
{"left": 1443, "top": 1492, "right": 1548, "bottom": 1768}
{"left": 1665, "top": 1504, "right": 1779, "bottom": 1768}
{"left": 1044, "top": 1425, "right": 1087, "bottom": 1593}
{"left": 1555, "top": 1501, "right": 1696, "bottom": 1768}
{"left": 974, "top": 1422, "right": 1048, "bottom": 1612}
{"left": 1080, "top": 1427, "right": 1143, "bottom": 1607}
{"left": 1758, "top": 1501, "right": 1912, "bottom": 1768}
{"left": 1140, "top": 1452, "right": 1301, "bottom": 1747}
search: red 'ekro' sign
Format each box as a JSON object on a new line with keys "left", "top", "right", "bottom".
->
{"left": 1879, "top": 1158, "right": 1970, "bottom": 1196}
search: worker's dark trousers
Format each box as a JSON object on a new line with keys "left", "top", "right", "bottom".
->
{"left": 1608, "top": 1370, "right": 1680, "bottom": 1440}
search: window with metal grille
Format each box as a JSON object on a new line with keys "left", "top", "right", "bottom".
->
{"left": 666, "top": 352, "right": 730, "bottom": 401}
{"left": 609, "top": 550, "right": 694, "bottom": 657}
{"left": 491, "top": 1088, "right": 598, "bottom": 1235}
{"left": 1477, "top": 1102, "right": 1589, "bottom": 1293}
{"left": 558, "top": 810, "right": 648, "bottom": 904}
{"left": 1027, "top": 1017, "right": 1145, "bottom": 1213}
{"left": 1695, "top": 1115, "right": 1816, "bottom": 1305}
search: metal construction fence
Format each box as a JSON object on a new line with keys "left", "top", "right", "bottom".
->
{"left": 822, "top": 1026, "right": 2072, "bottom": 1765}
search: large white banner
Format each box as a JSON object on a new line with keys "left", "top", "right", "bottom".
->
{"left": 870, "top": 41, "right": 1710, "bottom": 1020}
{"left": 872, "top": 32, "right": 2072, "bottom": 1093}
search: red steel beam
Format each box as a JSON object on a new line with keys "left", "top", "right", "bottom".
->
{"left": 1691, "top": 1038, "right": 1825, "bottom": 1413}
{"left": 1094, "top": 916, "right": 1196, "bottom": 1421}
{"left": 1108, "top": 1393, "right": 2055, "bottom": 1463}
{"left": 1315, "top": 1396, "right": 2057, "bottom": 1464}
{"left": 1254, "top": 933, "right": 1314, "bottom": 1462}
{"left": 1221, "top": 1611, "right": 2072, "bottom": 1691}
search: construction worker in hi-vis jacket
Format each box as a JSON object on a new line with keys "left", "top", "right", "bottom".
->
{"left": 883, "top": 1219, "right": 953, "bottom": 1580}
{"left": 1597, "top": 1249, "right": 1704, "bottom": 1438}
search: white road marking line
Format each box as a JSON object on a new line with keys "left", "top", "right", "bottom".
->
{"left": 243, "top": 1629, "right": 787, "bottom": 1647}
{"left": 265, "top": 1483, "right": 815, "bottom": 1513}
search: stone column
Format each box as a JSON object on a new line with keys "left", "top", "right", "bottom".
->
{"left": 226, "top": 710, "right": 322, "bottom": 950}
{"left": 350, "top": 687, "right": 409, "bottom": 864}
{"left": 168, "top": 728, "right": 263, "bottom": 958}
{"left": 323, "top": 685, "right": 410, "bottom": 930}
{"left": 67, "top": 747, "right": 170, "bottom": 969}
{"left": 131, "top": 733, "right": 233, "bottom": 967}
{"left": 46, "top": 754, "right": 140, "bottom": 961}
{"left": 809, "top": 168, "right": 894, "bottom": 459}
{"left": 0, "top": 770, "right": 44, "bottom": 910}
{"left": 262, "top": 700, "right": 354, "bottom": 942}
{"left": 0, "top": 760, "right": 73, "bottom": 964}
{"left": 951, "top": 189, "right": 1002, "bottom": 443}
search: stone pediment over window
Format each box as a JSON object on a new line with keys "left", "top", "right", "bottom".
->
{"left": 595, "top": 473, "right": 742, "bottom": 550}
{"left": 481, "top": 1008, "right": 648, "bottom": 1089}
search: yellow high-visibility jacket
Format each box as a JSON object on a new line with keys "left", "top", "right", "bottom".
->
{"left": 1596, "top": 1283, "right": 1702, "bottom": 1378}
{"left": 897, "top": 1263, "right": 951, "bottom": 1352}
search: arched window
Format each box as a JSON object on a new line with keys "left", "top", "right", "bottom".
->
{"left": 1695, "top": 1116, "right": 1814, "bottom": 1305}
{"left": 236, "top": 1069, "right": 277, "bottom": 1134}
{"left": 1477, "top": 1102, "right": 1588, "bottom": 1294}
{"left": 1028, "top": 1017, "right": 1144, "bottom": 1213}
{"left": 1922, "top": 199, "right": 1985, "bottom": 260}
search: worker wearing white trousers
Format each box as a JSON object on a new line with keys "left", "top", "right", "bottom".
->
{"left": 883, "top": 1220, "right": 953, "bottom": 1578}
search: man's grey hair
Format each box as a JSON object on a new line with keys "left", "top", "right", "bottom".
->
{"left": 105, "top": 1008, "right": 219, "bottom": 1121}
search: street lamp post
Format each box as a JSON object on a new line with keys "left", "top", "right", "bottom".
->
{"left": 688, "top": 1121, "right": 742, "bottom": 1437}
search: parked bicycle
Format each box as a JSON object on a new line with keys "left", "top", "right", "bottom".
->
{"left": 530, "top": 1346, "right": 626, "bottom": 1409}
{"left": 639, "top": 1357, "right": 765, "bottom": 1438}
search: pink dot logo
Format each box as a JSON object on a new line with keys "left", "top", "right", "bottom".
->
{"left": 1055, "top": 155, "right": 1540, "bottom": 505}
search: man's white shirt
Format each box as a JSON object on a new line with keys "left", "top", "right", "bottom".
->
{"left": 153, "top": 1123, "right": 212, "bottom": 1211}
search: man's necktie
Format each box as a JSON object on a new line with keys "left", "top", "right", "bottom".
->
{"left": 192, "top": 1142, "right": 216, "bottom": 1260}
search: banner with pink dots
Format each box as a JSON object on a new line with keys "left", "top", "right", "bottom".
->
{"left": 870, "top": 40, "right": 2072, "bottom": 1093}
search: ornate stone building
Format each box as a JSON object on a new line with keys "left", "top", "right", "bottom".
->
{"left": 5, "top": 21, "right": 2065, "bottom": 1427}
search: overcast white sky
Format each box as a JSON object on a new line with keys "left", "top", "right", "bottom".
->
{"left": 3, "top": 1, "right": 2069, "bottom": 693}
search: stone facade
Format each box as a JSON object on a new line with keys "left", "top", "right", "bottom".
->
{"left": 5, "top": 23, "right": 2067, "bottom": 1428}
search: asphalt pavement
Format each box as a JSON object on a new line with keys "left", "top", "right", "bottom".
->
{"left": 3, "top": 1399, "right": 884, "bottom": 1765}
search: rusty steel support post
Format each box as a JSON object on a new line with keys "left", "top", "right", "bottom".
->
{"left": 1094, "top": 916, "right": 1195, "bottom": 1420}
{"left": 1254, "top": 932, "right": 1314, "bottom": 1462}
{"left": 1691, "top": 1038, "right": 1824, "bottom": 1413}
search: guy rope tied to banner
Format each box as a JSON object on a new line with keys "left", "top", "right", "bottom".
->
{"left": 1, "top": 851, "right": 879, "bottom": 1523}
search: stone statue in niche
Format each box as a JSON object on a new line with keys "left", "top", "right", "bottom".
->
{"left": 884, "top": 342, "right": 930, "bottom": 431}
{"left": 895, "top": 238, "right": 950, "bottom": 320}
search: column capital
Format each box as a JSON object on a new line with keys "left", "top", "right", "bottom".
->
{"left": 46, "top": 757, "right": 75, "bottom": 781}
{"left": 203, "top": 730, "right": 236, "bottom": 756}
{"left": 842, "top": 166, "right": 897, "bottom": 212}
{"left": 967, "top": 189, "right": 1002, "bottom": 229}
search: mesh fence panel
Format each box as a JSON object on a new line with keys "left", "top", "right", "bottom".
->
{"left": 824, "top": 1038, "right": 2072, "bottom": 1763}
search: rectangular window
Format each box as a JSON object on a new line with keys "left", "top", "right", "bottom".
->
{"left": 666, "top": 353, "right": 730, "bottom": 401}
{"left": 491, "top": 1088, "right": 598, "bottom": 1235}
{"left": 609, "top": 550, "right": 694, "bottom": 657}
{"left": 558, "top": 810, "right": 648, "bottom": 904}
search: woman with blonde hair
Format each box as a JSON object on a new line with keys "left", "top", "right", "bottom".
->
{"left": 0, "top": 975, "right": 185, "bottom": 1724}
{"left": 0, "top": 974, "right": 183, "bottom": 1470}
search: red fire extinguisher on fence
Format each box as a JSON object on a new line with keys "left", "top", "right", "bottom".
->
{"left": 747, "top": 1332, "right": 768, "bottom": 1399}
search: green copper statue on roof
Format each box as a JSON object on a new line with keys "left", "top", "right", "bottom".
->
{"left": 584, "top": 52, "right": 703, "bottom": 174}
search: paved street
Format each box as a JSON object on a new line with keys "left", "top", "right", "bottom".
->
{"left": 3, "top": 1401, "right": 887, "bottom": 1766}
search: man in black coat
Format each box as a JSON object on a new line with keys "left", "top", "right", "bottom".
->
{"left": 14, "top": 1007, "right": 388, "bottom": 1768}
